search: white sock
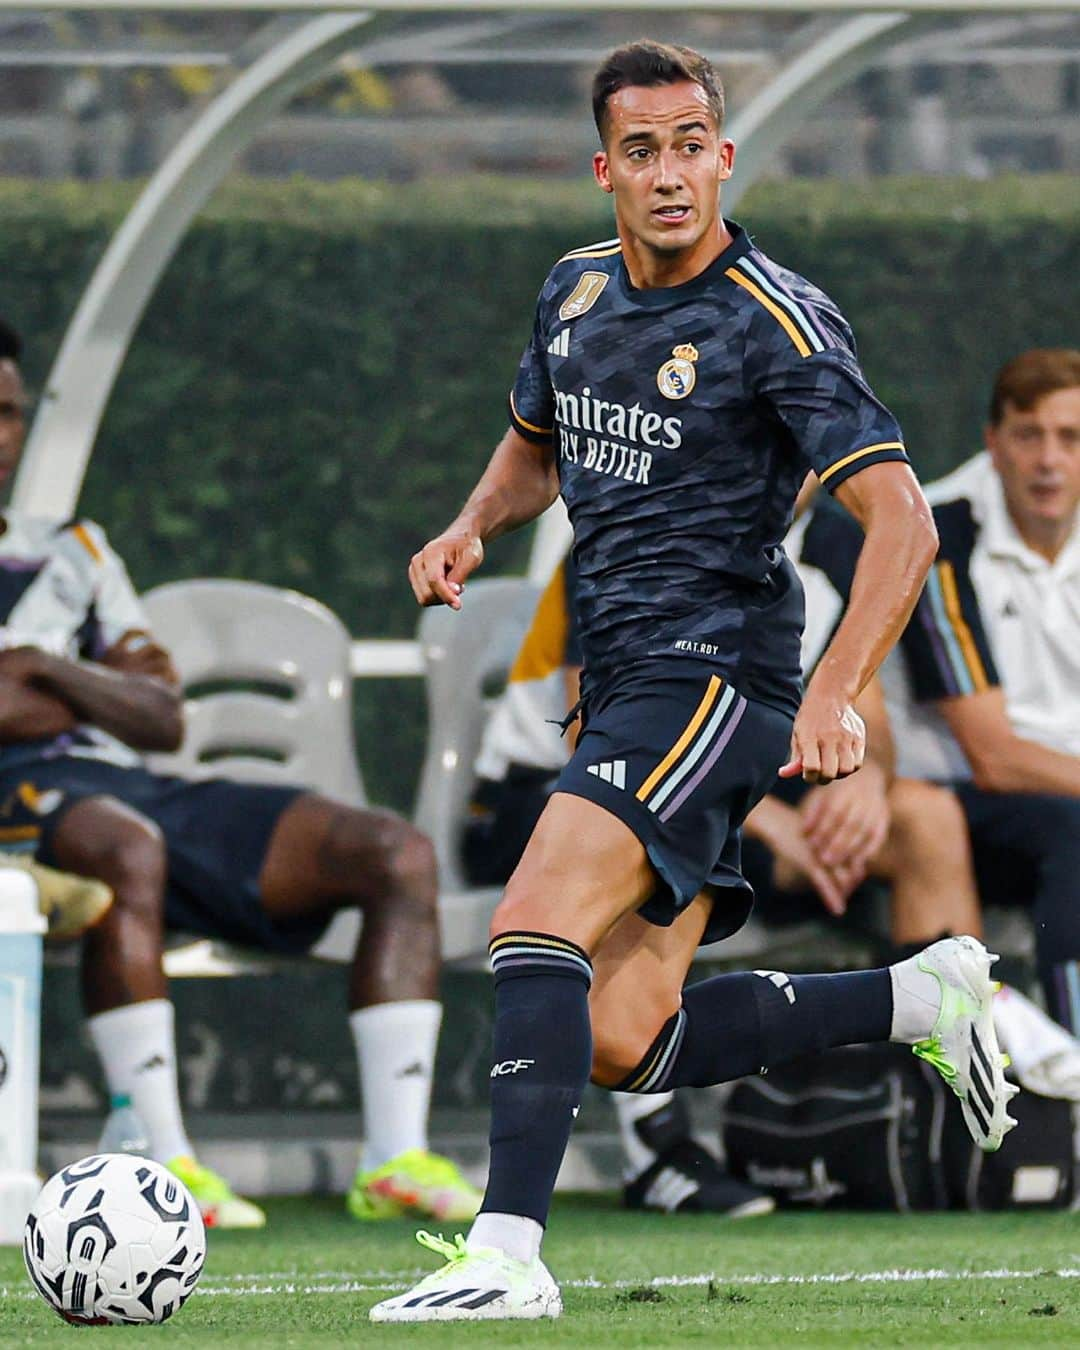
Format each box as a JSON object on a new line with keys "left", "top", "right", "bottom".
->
{"left": 87, "top": 999, "right": 193, "bottom": 1164}
{"left": 467, "top": 1212, "right": 543, "bottom": 1265}
{"left": 350, "top": 999, "right": 441, "bottom": 1171}
{"left": 612, "top": 1091, "right": 675, "bottom": 1181}
{"left": 889, "top": 951, "right": 945, "bottom": 1043}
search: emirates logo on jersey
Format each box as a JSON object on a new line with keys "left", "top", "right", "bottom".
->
{"left": 657, "top": 343, "right": 699, "bottom": 400}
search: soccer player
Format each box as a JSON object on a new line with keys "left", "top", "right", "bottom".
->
{"left": 376, "top": 42, "right": 1014, "bottom": 1323}
{"left": 889, "top": 349, "right": 1080, "bottom": 1024}
{"left": 466, "top": 556, "right": 774, "bottom": 1218}
{"left": 0, "top": 317, "right": 479, "bottom": 1228}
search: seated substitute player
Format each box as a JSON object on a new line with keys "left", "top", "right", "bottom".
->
{"left": 742, "top": 494, "right": 983, "bottom": 946}
{"left": 465, "top": 555, "right": 774, "bottom": 1219}
{"left": 889, "top": 349, "right": 1080, "bottom": 1027}
{"left": 377, "top": 42, "right": 1014, "bottom": 1323}
{"left": 0, "top": 317, "right": 479, "bottom": 1228}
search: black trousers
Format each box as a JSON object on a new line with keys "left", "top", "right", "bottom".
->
{"left": 956, "top": 783, "right": 1080, "bottom": 1030}
{"left": 462, "top": 767, "right": 558, "bottom": 887}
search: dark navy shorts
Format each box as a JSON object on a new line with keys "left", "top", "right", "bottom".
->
{"left": 0, "top": 755, "right": 318, "bottom": 954}
{"left": 557, "top": 659, "right": 793, "bottom": 945}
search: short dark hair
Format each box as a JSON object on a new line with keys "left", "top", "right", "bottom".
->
{"left": 592, "top": 40, "right": 725, "bottom": 143}
{"left": 0, "top": 317, "right": 22, "bottom": 364}
{"left": 989, "top": 348, "right": 1080, "bottom": 424}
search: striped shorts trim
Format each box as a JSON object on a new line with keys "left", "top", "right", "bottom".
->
{"left": 635, "top": 678, "right": 749, "bottom": 823}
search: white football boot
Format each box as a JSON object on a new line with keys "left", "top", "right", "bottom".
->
{"left": 369, "top": 1231, "right": 562, "bottom": 1323}
{"left": 892, "top": 935, "right": 1019, "bottom": 1151}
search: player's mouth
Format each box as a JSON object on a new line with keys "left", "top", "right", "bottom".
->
{"left": 652, "top": 205, "right": 692, "bottom": 227}
{"left": 1028, "top": 481, "right": 1066, "bottom": 508}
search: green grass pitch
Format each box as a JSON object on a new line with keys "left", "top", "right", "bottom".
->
{"left": 3, "top": 1196, "right": 1078, "bottom": 1346}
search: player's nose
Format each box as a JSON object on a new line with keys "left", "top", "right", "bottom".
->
{"left": 654, "top": 150, "right": 683, "bottom": 188}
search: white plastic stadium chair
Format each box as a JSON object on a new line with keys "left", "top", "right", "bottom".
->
{"left": 413, "top": 577, "right": 539, "bottom": 961}
{"left": 141, "top": 578, "right": 366, "bottom": 970}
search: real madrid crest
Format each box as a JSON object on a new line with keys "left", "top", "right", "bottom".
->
{"left": 657, "top": 343, "right": 699, "bottom": 400}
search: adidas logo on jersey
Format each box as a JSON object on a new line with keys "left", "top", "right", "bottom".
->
{"left": 546, "top": 329, "right": 571, "bottom": 359}
{"left": 586, "top": 760, "right": 626, "bottom": 789}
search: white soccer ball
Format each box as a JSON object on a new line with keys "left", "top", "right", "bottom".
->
{"left": 23, "top": 1153, "right": 205, "bottom": 1325}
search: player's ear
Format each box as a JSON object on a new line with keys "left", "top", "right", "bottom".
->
{"left": 718, "top": 139, "right": 736, "bottom": 182}
{"left": 593, "top": 150, "right": 614, "bottom": 194}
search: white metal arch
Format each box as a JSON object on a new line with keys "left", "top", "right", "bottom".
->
{"left": 16, "top": 4, "right": 919, "bottom": 528}
{"left": 528, "top": 9, "right": 922, "bottom": 580}
{"left": 14, "top": 13, "right": 376, "bottom": 518}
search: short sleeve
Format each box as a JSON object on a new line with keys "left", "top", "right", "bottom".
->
{"left": 66, "top": 521, "right": 149, "bottom": 652}
{"left": 899, "top": 499, "right": 1000, "bottom": 700}
{"left": 508, "top": 298, "right": 555, "bottom": 443}
{"left": 755, "top": 343, "right": 908, "bottom": 494}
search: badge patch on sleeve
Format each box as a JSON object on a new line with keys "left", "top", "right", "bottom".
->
{"left": 559, "top": 271, "right": 610, "bottom": 321}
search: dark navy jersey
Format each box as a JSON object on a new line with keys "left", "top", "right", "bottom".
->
{"left": 509, "top": 222, "right": 908, "bottom": 715}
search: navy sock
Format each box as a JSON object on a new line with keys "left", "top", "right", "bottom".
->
{"left": 617, "top": 967, "right": 893, "bottom": 1093}
{"left": 481, "top": 932, "right": 593, "bottom": 1227}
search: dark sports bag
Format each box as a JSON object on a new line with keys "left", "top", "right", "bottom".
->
{"left": 720, "top": 1044, "right": 1075, "bottom": 1212}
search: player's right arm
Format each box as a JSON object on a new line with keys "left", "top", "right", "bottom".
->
{"left": 409, "top": 427, "right": 558, "bottom": 610}
{"left": 0, "top": 522, "right": 185, "bottom": 751}
{"left": 938, "top": 690, "right": 1080, "bottom": 797}
{"left": 411, "top": 277, "right": 561, "bottom": 610}
{"left": 898, "top": 529, "right": 1080, "bottom": 797}
{"left": 0, "top": 663, "right": 78, "bottom": 740}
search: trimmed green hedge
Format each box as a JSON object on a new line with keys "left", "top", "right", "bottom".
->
{"left": 1, "top": 175, "right": 1077, "bottom": 810}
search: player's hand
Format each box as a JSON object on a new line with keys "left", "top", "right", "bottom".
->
{"left": 0, "top": 644, "right": 46, "bottom": 685}
{"left": 780, "top": 688, "right": 865, "bottom": 784}
{"left": 409, "top": 529, "right": 484, "bottom": 610}
{"left": 758, "top": 798, "right": 854, "bottom": 917}
{"left": 103, "top": 633, "right": 181, "bottom": 687}
{"left": 799, "top": 761, "right": 890, "bottom": 873}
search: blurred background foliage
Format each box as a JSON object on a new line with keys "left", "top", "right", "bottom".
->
{"left": 1, "top": 173, "right": 1076, "bottom": 812}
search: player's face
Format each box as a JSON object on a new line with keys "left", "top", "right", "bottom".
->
{"left": 987, "top": 387, "right": 1080, "bottom": 541}
{"left": 593, "top": 81, "right": 733, "bottom": 261}
{"left": 0, "top": 360, "right": 27, "bottom": 492}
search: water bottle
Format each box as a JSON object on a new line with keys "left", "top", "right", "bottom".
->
{"left": 0, "top": 868, "right": 46, "bottom": 1245}
{"left": 100, "top": 1095, "right": 150, "bottom": 1156}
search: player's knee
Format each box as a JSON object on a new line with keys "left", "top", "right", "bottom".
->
{"left": 588, "top": 990, "right": 676, "bottom": 1088}
{"left": 590, "top": 1023, "right": 653, "bottom": 1088}
{"left": 364, "top": 812, "right": 437, "bottom": 911}
{"left": 55, "top": 799, "right": 166, "bottom": 902}
{"left": 104, "top": 820, "right": 168, "bottom": 904}
{"left": 489, "top": 884, "right": 546, "bottom": 944}
{"left": 887, "top": 779, "right": 962, "bottom": 855}
{"left": 386, "top": 820, "right": 438, "bottom": 905}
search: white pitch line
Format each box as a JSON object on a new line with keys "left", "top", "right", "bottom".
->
{"left": 5, "top": 1265, "right": 1080, "bottom": 1304}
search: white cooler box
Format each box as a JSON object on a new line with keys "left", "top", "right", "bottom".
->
{"left": 0, "top": 869, "right": 44, "bottom": 1245}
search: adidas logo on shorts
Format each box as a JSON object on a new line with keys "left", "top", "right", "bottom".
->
{"left": 586, "top": 760, "right": 626, "bottom": 789}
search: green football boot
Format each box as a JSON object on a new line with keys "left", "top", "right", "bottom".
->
{"left": 347, "top": 1148, "right": 481, "bottom": 1222}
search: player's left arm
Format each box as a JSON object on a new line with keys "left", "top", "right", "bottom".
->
{"left": 26, "top": 639, "right": 183, "bottom": 752}
{"left": 787, "top": 462, "right": 936, "bottom": 782}
{"left": 20, "top": 522, "right": 185, "bottom": 751}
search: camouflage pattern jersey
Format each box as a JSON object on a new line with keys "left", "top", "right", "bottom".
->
{"left": 509, "top": 222, "right": 909, "bottom": 717}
